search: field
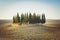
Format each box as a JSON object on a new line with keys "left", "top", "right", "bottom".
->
{"left": 0, "top": 19, "right": 60, "bottom": 40}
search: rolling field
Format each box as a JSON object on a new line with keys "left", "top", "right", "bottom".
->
{"left": 0, "top": 19, "right": 60, "bottom": 40}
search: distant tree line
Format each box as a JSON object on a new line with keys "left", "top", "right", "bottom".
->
{"left": 13, "top": 12, "right": 46, "bottom": 24}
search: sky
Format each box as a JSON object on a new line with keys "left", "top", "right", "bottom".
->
{"left": 0, "top": 0, "right": 60, "bottom": 19}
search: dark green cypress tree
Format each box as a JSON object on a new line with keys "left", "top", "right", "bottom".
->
{"left": 21, "top": 13, "right": 24, "bottom": 23}
{"left": 29, "top": 13, "right": 32, "bottom": 23}
{"left": 24, "top": 13, "right": 29, "bottom": 23}
{"left": 24, "top": 13, "right": 27, "bottom": 23}
{"left": 26, "top": 12, "right": 29, "bottom": 23}
{"left": 33, "top": 13, "right": 36, "bottom": 23}
{"left": 17, "top": 13, "right": 20, "bottom": 23}
{"left": 41, "top": 13, "right": 46, "bottom": 24}
{"left": 36, "top": 15, "right": 40, "bottom": 23}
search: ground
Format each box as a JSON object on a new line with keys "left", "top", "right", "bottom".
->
{"left": 0, "top": 24, "right": 60, "bottom": 40}
{"left": 0, "top": 20, "right": 60, "bottom": 40}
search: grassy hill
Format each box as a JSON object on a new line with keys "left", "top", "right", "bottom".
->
{"left": 0, "top": 19, "right": 60, "bottom": 40}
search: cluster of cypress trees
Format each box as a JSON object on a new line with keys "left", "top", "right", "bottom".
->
{"left": 13, "top": 12, "right": 46, "bottom": 24}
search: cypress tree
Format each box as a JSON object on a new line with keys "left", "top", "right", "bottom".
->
{"left": 33, "top": 13, "right": 36, "bottom": 23}
{"left": 26, "top": 12, "right": 29, "bottom": 23}
{"left": 29, "top": 13, "right": 32, "bottom": 23}
{"left": 41, "top": 13, "right": 46, "bottom": 23}
{"left": 36, "top": 15, "right": 40, "bottom": 23}
{"left": 17, "top": 13, "right": 20, "bottom": 23}
{"left": 13, "top": 12, "right": 46, "bottom": 24}
{"left": 24, "top": 13, "right": 27, "bottom": 23}
{"left": 21, "top": 13, "right": 24, "bottom": 23}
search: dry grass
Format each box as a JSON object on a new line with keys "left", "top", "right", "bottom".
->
{"left": 44, "top": 23, "right": 60, "bottom": 27}
{"left": 0, "top": 24, "right": 60, "bottom": 40}
{"left": 0, "top": 20, "right": 60, "bottom": 40}
{"left": 44, "top": 20, "right": 60, "bottom": 27}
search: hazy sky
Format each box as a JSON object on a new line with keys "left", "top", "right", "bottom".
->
{"left": 0, "top": 0, "right": 60, "bottom": 19}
